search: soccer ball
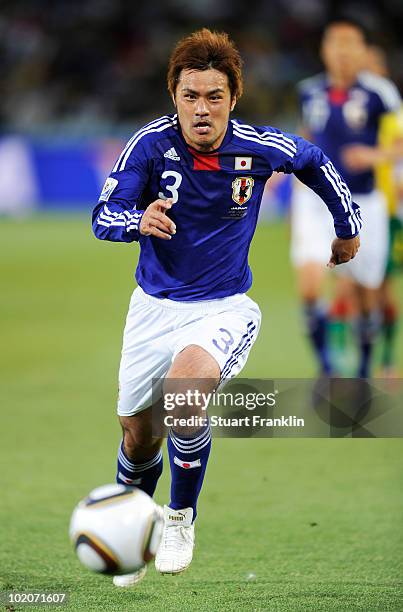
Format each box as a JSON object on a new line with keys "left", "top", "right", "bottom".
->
{"left": 69, "top": 484, "right": 163, "bottom": 575}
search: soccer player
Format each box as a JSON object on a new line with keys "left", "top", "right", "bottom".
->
{"left": 368, "top": 45, "right": 403, "bottom": 376}
{"left": 291, "top": 19, "right": 401, "bottom": 377}
{"left": 92, "top": 28, "right": 360, "bottom": 587}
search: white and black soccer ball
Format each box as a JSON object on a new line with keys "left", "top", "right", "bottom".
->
{"left": 69, "top": 484, "right": 163, "bottom": 575}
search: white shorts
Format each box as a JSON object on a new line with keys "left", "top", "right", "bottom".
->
{"left": 290, "top": 183, "right": 388, "bottom": 289}
{"left": 290, "top": 183, "right": 335, "bottom": 266}
{"left": 117, "top": 287, "right": 262, "bottom": 416}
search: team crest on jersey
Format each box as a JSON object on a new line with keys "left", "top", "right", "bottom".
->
{"left": 231, "top": 176, "right": 254, "bottom": 205}
{"left": 342, "top": 95, "right": 368, "bottom": 131}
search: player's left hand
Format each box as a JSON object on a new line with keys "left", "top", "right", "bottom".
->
{"left": 327, "top": 236, "right": 360, "bottom": 268}
{"left": 341, "top": 145, "right": 381, "bottom": 172}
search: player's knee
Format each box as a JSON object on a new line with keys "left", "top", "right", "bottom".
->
{"left": 302, "top": 294, "right": 319, "bottom": 307}
{"left": 297, "top": 264, "right": 324, "bottom": 301}
{"left": 300, "top": 278, "right": 323, "bottom": 302}
{"left": 119, "top": 415, "right": 161, "bottom": 460}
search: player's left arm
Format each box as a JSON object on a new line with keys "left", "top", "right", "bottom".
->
{"left": 342, "top": 128, "right": 403, "bottom": 171}
{"left": 274, "top": 134, "right": 361, "bottom": 266}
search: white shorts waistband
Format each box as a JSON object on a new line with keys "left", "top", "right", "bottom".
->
{"left": 134, "top": 285, "right": 248, "bottom": 312}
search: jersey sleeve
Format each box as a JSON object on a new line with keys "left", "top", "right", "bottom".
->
{"left": 273, "top": 133, "right": 362, "bottom": 239}
{"left": 374, "top": 77, "right": 401, "bottom": 115}
{"left": 381, "top": 84, "right": 401, "bottom": 114}
{"left": 92, "top": 138, "right": 150, "bottom": 243}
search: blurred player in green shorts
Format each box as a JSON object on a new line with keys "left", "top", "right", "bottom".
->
{"left": 369, "top": 45, "right": 403, "bottom": 376}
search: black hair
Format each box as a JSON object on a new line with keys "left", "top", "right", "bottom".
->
{"left": 322, "top": 17, "right": 371, "bottom": 44}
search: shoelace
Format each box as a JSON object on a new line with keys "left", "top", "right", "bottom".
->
{"left": 162, "top": 525, "right": 192, "bottom": 552}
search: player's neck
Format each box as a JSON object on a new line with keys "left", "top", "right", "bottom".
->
{"left": 328, "top": 72, "right": 358, "bottom": 90}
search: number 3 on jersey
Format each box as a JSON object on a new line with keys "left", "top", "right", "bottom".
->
{"left": 159, "top": 170, "right": 182, "bottom": 204}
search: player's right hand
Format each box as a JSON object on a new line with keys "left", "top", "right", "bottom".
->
{"left": 139, "top": 198, "right": 176, "bottom": 240}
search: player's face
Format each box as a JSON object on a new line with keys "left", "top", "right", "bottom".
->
{"left": 174, "top": 68, "right": 236, "bottom": 152}
{"left": 321, "top": 24, "right": 367, "bottom": 82}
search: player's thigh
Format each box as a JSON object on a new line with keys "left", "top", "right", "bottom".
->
{"left": 172, "top": 294, "right": 262, "bottom": 382}
{"left": 291, "top": 184, "right": 335, "bottom": 267}
{"left": 168, "top": 344, "right": 220, "bottom": 381}
{"left": 339, "top": 191, "right": 388, "bottom": 289}
{"left": 118, "top": 288, "right": 176, "bottom": 417}
{"left": 163, "top": 346, "right": 221, "bottom": 430}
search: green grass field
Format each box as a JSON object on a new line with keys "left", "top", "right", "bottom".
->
{"left": 1, "top": 216, "right": 402, "bottom": 611}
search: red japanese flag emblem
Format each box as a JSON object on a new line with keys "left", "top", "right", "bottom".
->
{"left": 234, "top": 156, "right": 252, "bottom": 170}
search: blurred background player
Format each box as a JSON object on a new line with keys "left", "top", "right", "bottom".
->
{"left": 367, "top": 45, "right": 403, "bottom": 376}
{"left": 291, "top": 18, "right": 402, "bottom": 378}
{"left": 329, "top": 45, "right": 403, "bottom": 377}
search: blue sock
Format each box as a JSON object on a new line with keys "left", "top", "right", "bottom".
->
{"left": 303, "top": 301, "right": 332, "bottom": 374}
{"left": 116, "top": 440, "right": 163, "bottom": 497}
{"left": 168, "top": 423, "right": 212, "bottom": 522}
{"left": 357, "top": 312, "right": 380, "bottom": 378}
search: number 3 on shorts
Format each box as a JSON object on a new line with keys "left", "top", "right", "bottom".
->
{"left": 160, "top": 171, "right": 182, "bottom": 204}
{"left": 213, "top": 328, "right": 234, "bottom": 355}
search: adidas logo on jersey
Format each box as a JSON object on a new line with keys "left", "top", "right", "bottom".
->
{"left": 164, "top": 147, "right": 180, "bottom": 161}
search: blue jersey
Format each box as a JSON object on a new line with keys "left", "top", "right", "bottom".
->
{"left": 92, "top": 114, "right": 361, "bottom": 301}
{"left": 299, "top": 71, "right": 401, "bottom": 194}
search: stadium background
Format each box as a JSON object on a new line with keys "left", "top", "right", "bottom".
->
{"left": 1, "top": 1, "right": 402, "bottom": 610}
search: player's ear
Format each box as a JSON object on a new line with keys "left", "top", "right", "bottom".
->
{"left": 171, "top": 94, "right": 177, "bottom": 108}
{"left": 230, "top": 97, "right": 237, "bottom": 112}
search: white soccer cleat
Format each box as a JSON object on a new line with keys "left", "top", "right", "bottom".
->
{"left": 112, "top": 564, "right": 147, "bottom": 588}
{"left": 155, "top": 505, "right": 195, "bottom": 574}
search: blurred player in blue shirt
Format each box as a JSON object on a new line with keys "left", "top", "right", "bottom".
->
{"left": 92, "top": 28, "right": 360, "bottom": 586}
{"left": 291, "top": 18, "right": 401, "bottom": 377}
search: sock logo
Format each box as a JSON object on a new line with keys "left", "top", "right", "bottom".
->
{"left": 174, "top": 456, "right": 201, "bottom": 469}
{"left": 118, "top": 472, "right": 142, "bottom": 485}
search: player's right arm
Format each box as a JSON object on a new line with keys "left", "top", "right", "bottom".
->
{"left": 92, "top": 136, "right": 175, "bottom": 242}
{"left": 138, "top": 198, "right": 176, "bottom": 240}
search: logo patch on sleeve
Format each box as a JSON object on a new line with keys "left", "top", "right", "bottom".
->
{"left": 100, "top": 177, "right": 118, "bottom": 202}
